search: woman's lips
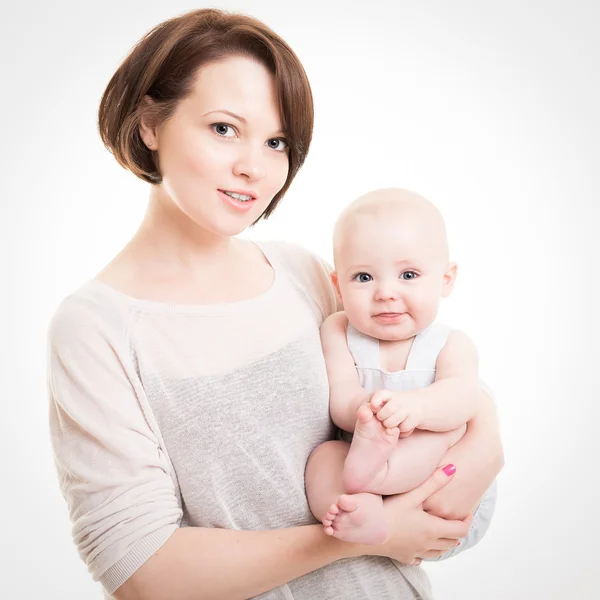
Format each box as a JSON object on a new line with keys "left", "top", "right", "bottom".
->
{"left": 217, "top": 189, "right": 257, "bottom": 212}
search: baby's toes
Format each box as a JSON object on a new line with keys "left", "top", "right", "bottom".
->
{"left": 356, "top": 404, "right": 375, "bottom": 423}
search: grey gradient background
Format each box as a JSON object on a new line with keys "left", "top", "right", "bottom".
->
{"left": 2, "top": 1, "right": 599, "bottom": 598}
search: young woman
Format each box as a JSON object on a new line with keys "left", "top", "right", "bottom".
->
{"left": 47, "top": 9, "right": 503, "bottom": 600}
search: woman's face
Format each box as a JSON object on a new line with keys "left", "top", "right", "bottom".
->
{"left": 150, "top": 55, "right": 290, "bottom": 237}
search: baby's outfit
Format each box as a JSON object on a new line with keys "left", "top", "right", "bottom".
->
{"left": 340, "top": 319, "right": 498, "bottom": 560}
{"left": 338, "top": 320, "right": 451, "bottom": 447}
{"left": 348, "top": 320, "right": 451, "bottom": 394}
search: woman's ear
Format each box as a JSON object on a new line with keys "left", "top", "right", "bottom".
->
{"left": 139, "top": 96, "right": 158, "bottom": 150}
{"left": 441, "top": 262, "right": 457, "bottom": 298}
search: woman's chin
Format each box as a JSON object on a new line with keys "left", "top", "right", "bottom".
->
{"left": 182, "top": 211, "right": 257, "bottom": 239}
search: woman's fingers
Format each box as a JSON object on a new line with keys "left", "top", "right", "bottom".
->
{"left": 418, "top": 550, "right": 447, "bottom": 559}
{"left": 433, "top": 515, "right": 471, "bottom": 540}
{"left": 429, "top": 538, "right": 461, "bottom": 551}
{"left": 403, "top": 464, "right": 456, "bottom": 506}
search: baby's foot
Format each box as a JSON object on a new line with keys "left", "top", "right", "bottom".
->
{"left": 322, "top": 493, "right": 388, "bottom": 545}
{"left": 343, "top": 405, "right": 400, "bottom": 493}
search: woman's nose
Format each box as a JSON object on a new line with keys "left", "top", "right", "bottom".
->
{"left": 232, "top": 145, "right": 266, "bottom": 182}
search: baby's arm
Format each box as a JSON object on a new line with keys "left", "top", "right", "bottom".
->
{"left": 372, "top": 330, "right": 480, "bottom": 433}
{"left": 418, "top": 329, "right": 481, "bottom": 430}
{"left": 320, "top": 311, "right": 370, "bottom": 432}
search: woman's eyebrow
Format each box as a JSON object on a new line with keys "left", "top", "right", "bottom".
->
{"left": 202, "top": 109, "right": 246, "bottom": 123}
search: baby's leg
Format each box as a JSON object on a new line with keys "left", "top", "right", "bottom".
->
{"left": 342, "top": 404, "right": 400, "bottom": 494}
{"left": 305, "top": 440, "right": 389, "bottom": 544}
{"left": 366, "top": 425, "right": 466, "bottom": 496}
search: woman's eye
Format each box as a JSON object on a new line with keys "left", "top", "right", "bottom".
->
{"left": 211, "top": 123, "right": 236, "bottom": 137}
{"left": 400, "top": 271, "right": 418, "bottom": 280}
{"left": 354, "top": 273, "right": 373, "bottom": 283}
{"left": 266, "top": 138, "right": 288, "bottom": 152}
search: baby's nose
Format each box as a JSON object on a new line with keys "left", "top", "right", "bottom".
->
{"left": 375, "top": 282, "right": 399, "bottom": 300}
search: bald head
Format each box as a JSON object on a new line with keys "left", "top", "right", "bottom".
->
{"left": 333, "top": 188, "right": 449, "bottom": 267}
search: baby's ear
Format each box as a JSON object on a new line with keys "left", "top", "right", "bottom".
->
{"left": 441, "top": 262, "right": 457, "bottom": 298}
{"left": 330, "top": 271, "right": 342, "bottom": 300}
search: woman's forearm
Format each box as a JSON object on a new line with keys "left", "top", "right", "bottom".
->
{"left": 424, "top": 479, "right": 498, "bottom": 562}
{"left": 115, "top": 523, "right": 355, "bottom": 600}
{"left": 422, "top": 388, "right": 504, "bottom": 520}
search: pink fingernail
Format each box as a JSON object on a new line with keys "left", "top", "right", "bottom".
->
{"left": 442, "top": 464, "right": 456, "bottom": 476}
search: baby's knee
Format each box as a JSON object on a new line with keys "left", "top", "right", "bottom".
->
{"left": 305, "top": 441, "right": 349, "bottom": 489}
{"left": 448, "top": 424, "right": 467, "bottom": 448}
{"left": 306, "top": 440, "right": 349, "bottom": 473}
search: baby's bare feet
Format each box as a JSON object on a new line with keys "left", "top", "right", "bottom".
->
{"left": 322, "top": 493, "right": 388, "bottom": 545}
{"left": 342, "top": 405, "right": 400, "bottom": 494}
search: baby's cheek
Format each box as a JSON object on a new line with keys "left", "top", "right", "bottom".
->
{"left": 347, "top": 299, "right": 368, "bottom": 321}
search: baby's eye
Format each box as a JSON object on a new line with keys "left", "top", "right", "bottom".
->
{"left": 211, "top": 123, "right": 236, "bottom": 137}
{"left": 354, "top": 273, "right": 373, "bottom": 283}
{"left": 400, "top": 271, "right": 418, "bottom": 281}
{"left": 266, "top": 138, "right": 288, "bottom": 152}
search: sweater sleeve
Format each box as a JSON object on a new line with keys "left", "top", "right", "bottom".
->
{"left": 47, "top": 296, "right": 182, "bottom": 595}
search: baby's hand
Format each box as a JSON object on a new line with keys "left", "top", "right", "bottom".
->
{"left": 370, "top": 390, "right": 423, "bottom": 435}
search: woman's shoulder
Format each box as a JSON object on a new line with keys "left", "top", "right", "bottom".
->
{"left": 259, "top": 240, "right": 341, "bottom": 320}
{"left": 259, "top": 239, "right": 328, "bottom": 268}
{"left": 47, "top": 280, "right": 134, "bottom": 350}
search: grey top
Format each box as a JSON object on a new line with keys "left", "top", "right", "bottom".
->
{"left": 47, "top": 240, "right": 490, "bottom": 599}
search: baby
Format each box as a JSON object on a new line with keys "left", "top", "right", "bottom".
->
{"left": 305, "top": 188, "right": 481, "bottom": 545}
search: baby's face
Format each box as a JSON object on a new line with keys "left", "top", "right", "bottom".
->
{"left": 333, "top": 212, "right": 452, "bottom": 341}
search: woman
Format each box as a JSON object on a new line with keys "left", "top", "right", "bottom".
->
{"left": 47, "top": 8, "right": 503, "bottom": 600}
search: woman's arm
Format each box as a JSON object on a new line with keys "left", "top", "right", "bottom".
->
{"left": 423, "top": 479, "right": 498, "bottom": 562}
{"left": 115, "top": 525, "right": 351, "bottom": 600}
{"left": 117, "top": 467, "right": 470, "bottom": 600}
{"left": 48, "top": 300, "right": 185, "bottom": 593}
{"left": 422, "top": 387, "right": 504, "bottom": 520}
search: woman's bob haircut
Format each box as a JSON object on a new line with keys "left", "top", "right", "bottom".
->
{"left": 98, "top": 8, "right": 314, "bottom": 220}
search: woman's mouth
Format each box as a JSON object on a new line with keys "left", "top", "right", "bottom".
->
{"left": 218, "top": 189, "right": 257, "bottom": 212}
{"left": 221, "top": 190, "right": 253, "bottom": 202}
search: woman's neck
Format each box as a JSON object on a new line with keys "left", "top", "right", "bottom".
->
{"left": 130, "top": 186, "right": 237, "bottom": 274}
{"left": 96, "top": 185, "right": 275, "bottom": 303}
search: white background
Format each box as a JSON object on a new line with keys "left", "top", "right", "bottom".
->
{"left": 2, "top": 0, "right": 599, "bottom": 598}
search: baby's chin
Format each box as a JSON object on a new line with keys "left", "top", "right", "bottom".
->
{"left": 349, "top": 318, "right": 417, "bottom": 342}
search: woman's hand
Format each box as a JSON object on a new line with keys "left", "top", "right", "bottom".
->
{"left": 362, "top": 466, "right": 472, "bottom": 565}
{"left": 423, "top": 389, "right": 504, "bottom": 520}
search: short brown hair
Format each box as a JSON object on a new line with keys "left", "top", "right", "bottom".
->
{"left": 98, "top": 8, "right": 314, "bottom": 220}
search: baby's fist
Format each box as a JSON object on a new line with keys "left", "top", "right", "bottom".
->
{"left": 370, "top": 391, "right": 423, "bottom": 433}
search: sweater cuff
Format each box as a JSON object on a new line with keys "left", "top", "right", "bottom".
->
{"left": 100, "top": 524, "right": 179, "bottom": 595}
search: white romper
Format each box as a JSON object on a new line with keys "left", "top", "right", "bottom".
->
{"left": 340, "top": 320, "right": 498, "bottom": 561}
